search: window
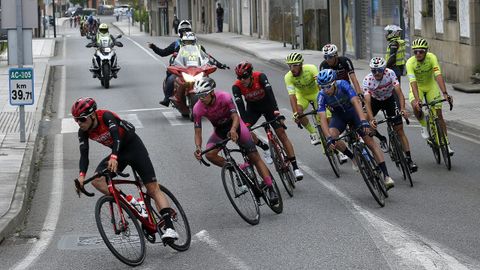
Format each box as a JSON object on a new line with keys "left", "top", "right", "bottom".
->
{"left": 425, "top": 0, "right": 433, "bottom": 17}
{"left": 447, "top": 0, "right": 457, "bottom": 20}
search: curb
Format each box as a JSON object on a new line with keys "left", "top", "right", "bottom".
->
{"left": 0, "top": 56, "right": 54, "bottom": 242}
{"left": 111, "top": 22, "right": 125, "bottom": 36}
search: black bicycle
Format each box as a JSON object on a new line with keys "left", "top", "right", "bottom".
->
{"left": 250, "top": 115, "right": 296, "bottom": 197}
{"left": 376, "top": 111, "right": 413, "bottom": 187}
{"left": 339, "top": 126, "right": 388, "bottom": 207}
{"left": 200, "top": 138, "right": 283, "bottom": 225}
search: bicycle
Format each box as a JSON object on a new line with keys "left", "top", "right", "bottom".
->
{"left": 249, "top": 115, "right": 296, "bottom": 197}
{"left": 74, "top": 168, "right": 191, "bottom": 266}
{"left": 199, "top": 138, "right": 283, "bottom": 225}
{"left": 338, "top": 126, "right": 388, "bottom": 207}
{"left": 297, "top": 101, "right": 342, "bottom": 178}
{"left": 421, "top": 93, "right": 453, "bottom": 170}
{"left": 376, "top": 110, "right": 413, "bottom": 187}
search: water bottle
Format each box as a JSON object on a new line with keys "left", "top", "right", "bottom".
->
{"left": 137, "top": 197, "right": 148, "bottom": 218}
{"left": 126, "top": 194, "right": 143, "bottom": 215}
{"left": 362, "top": 148, "right": 371, "bottom": 161}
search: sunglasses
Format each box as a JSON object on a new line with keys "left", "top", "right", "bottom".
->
{"left": 197, "top": 92, "right": 211, "bottom": 99}
{"left": 237, "top": 74, "right": 250, "bottom": 80}
{"left": 371, "top": 68, "right": 385, "bottom": 74}
{"left": 413, "top": 49, "right": 426, "bottom": 55}
{"left": 74, "top": 116, "right": 89, "bottom": 123}
{"left": 324, "top": 54, "right": 336, "bottom": 60}
{"left": 288, "top": 63, "right": 302, "bottom": 68}
{"left": 321, "top": 82, "right": 335, "bottom": 90}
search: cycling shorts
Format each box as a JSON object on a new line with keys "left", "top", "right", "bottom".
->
{"left": 408, "top": 83, "right": 442, "bottom": 109}
{"left": 329, "top": 108, "right": 365, "bottom": 137}
{"left": 207, "top": 121, "right": 257, "bottom": 154}
{"left": 297, "top": 92, "right": 332, "bottom": 118}
{"left": 244, "top": 103, "right": 281, "bottom": 130}
{"left": 95, "top": 134, "right": 157, "bottom": 184}
{"left": 371, "top": 95, "right": 402, "bottom": 126}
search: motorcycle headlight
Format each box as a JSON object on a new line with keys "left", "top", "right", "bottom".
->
{"left": 182, "top": 72, "right": 195, "bottom": 83}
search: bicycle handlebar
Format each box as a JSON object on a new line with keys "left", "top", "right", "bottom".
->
{"left": 376, "top": 113, "right": 410, "bottom": 126}
{"left": 296, "top": 110, "right": 317, "bottom": 129}
{"left": 421, "top": 98, "right": 453, "bottom": 111}
{"left": 74, "top": 169, "right": 130, "bottom": 198}
{"left": 249, "top": 115, "right": 287, "bottom": 131}
{"left": 198, "top": 137, "right": 231, "bottom": 167}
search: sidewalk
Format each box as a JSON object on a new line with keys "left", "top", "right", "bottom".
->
{"left": 0, "top": 38, "right": 55, "bottom": 242}
{"left": 112, "top": 19, "right": 148, "bottom": 37}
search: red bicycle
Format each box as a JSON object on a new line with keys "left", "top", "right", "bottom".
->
{"left": 74, "top": 169, "right": 191, "bottom": 266}
{"left": 250, "top": 115, "right": 296, "bottom": 197}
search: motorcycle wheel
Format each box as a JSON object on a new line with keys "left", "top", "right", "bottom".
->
{"left": 102, "top": 63, "right": 110, "bottom": 89}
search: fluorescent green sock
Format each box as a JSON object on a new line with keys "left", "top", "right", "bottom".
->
{"left": 418, "top": 116, "right": 426, "bottom": 127}
{"left": 305, "top": 123, "right": 316, "bottom": 134}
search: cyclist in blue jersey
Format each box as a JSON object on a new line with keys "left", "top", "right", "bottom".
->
{"left": 316, "top": 69, "right": 395, "bottom": 190}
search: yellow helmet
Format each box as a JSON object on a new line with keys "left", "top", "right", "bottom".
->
{"left": 412, "top": 38, "right": 428, "bottom": 49}
{"left": 285, "top": 52, "right": 303, "bottom": 64}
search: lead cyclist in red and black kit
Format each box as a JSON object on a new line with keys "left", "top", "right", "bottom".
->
{"left": 72, "top": 97, "right": 179, "bottom": 241}
{"left": 232, "top": 61, "right": 304, "bottom": 180}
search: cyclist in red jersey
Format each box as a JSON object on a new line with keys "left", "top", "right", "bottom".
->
{"left": 232, "top": 61, "right": 304, "bottom": 180}
{"left": 72, "top": 97, "right": 179, "bottom": 241}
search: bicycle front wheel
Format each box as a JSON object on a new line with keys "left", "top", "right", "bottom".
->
{"left": 269, "top": 141, "right": 294, "bottom": 197}
{"left": 436, "top": 119, "right": 451, "bottom": 170}
{"left": 427, "top": 116, "right": 441, "bottom": 164}
{"left": 354, "top": 147, "right": 385, "bottom": 207}
{"left": 221, "top": 165, "right": 260, "bottom": 225}
{"left": 319, "top": 127, "right": 340, "bottom": 177}
{"left": 95, "top": 195, "right": 146, "bottom": 266}
{"left": 391, "top": 132, "right": 413, "bottom": 187}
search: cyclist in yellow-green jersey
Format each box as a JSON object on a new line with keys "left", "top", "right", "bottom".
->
{"left": 284, "top": 52, "right": 321, "bottom": 145}
{"left": 406, "top": 38, "right": 454, "bottom": 155}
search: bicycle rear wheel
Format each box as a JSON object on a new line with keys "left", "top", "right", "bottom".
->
{"left": 221, "top": 165, "right": 260, "bottom": 225}
{"left": 391, "top": 132, "right": 413, "bottom": 187}
{"left": 263, "top": 178, "right": 283, "bottom": 214}
{"left": 95, "top": 195, "right": 146, "bottom": 266}
{"left": 436, "top": 119, "right": 451, "bottom": 170}
{"left": 354, "top": 147, "right": 385, "bottom": 207}
{"left": 269, "top": 141, "right": 294, "bottom": 197}
{"left": 153, "top": 185, "right": 192, "bottom": 251}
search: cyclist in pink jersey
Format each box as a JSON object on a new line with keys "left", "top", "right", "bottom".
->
{"left": 193, "top": 77, "right": 279, "bottom": 204}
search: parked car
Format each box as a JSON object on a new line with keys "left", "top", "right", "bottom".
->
{"left": 64, "top": 7, "right": 77, "bottom": 17}
{"left": 114, "top": 4, "right": 130, "bottom": 15}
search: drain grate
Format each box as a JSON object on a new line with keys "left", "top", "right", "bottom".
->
{"left": 0, "top": 112, "right": 35, "bottom": 134}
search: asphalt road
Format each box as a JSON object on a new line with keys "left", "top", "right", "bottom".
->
{"left": 0, "top": 17, "right": 479, "bottom": 269}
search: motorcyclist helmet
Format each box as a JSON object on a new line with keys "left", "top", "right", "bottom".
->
{"left": 181, "top": 32, "right": 197, "bottom": 45}
{"left": 194, "top": 77, "right": 216, "bottom": 97}
{"left": 316, "top": 69, "right": 337, "bottom": 86}
{"left": 71, "top": 97, "right": 97, "bottom": 118}
{"left": 235, "top": 61, "right": 253, "bottom": 79}
{"left": 384, "top": 24, "right": 402, "bottom": 41}
{"left": 98, "top": 23, "right": 109, "bottom": 34}
{"left": 285, "top": 52, "right": 304, "bottom": 65}
{"left": 178, "top": 20, "right": 192, "bottom": 37}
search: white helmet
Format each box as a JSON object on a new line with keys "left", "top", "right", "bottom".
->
{"left": 384, "top": 24, "right": 402, "bottom": 40}
{"left": 194, "top": 77, "right": 216, "bottom": 96}
{"left": 178, "top": 20, "right": 192, "bottom": 37}
{"left": 369, "top": 57, "right": 386, "bottom": 69}
{"left": 322, "top": 44, "right": 338, "bottom": 57}
{"left": 181, "top": 32, "right": 197, "bottom": 45}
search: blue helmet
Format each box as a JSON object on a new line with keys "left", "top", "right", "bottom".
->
{"left": 317, "top": 69, "right": 337, "bottom": 86}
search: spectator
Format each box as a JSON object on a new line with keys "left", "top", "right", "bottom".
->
{"left": 201, "top": 7, "right": 206, "bottom": 32}
{"left": 69, "top": 16, "right": 73, "bottom": 28}
{"left": 172, "top": 15, "right": 180, "bottom": 35}
{"left": 216, "top": 3, "right": 224, "bottom": 32}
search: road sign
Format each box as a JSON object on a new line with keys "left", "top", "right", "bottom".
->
{"left": 9, "top": 67, "right": 34, "bottom": 106}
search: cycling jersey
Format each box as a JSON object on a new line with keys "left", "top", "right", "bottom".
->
{"left": 78, "top": 110, "right": 135, "bottom": 175}
{"left": 406, "top": 52, "right": 443, "bottom": 108}
{"left": 284, "top": 64, "right": 319, "bottom": 96}
{"left": 319, "top": 56, "right": 355, "bottom": 83}
{"left": 317, "top": 80, "right": 357, "bottom": 114}
{"left": 362, "top": 68, "right": 399, "bottom": 101}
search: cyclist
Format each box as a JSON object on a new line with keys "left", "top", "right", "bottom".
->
{"left": 363, "top": 57, "right": 418, "bottom": 172}
{"left": 316, "top": 69, "right": 395, "bottom": 190}
{"left": 148, "top": 22, "right": 227, "bottom": 106}
{"left": 319, "top": 44, "right": 362, "bottom": 95}
{"left": 193, "top": 77, "right": 279, "bottom": 204}
{"left": 233, "top": 61, "right": 304, "bottom": 180}
{"left": 406, "top": 38, "right": 454, "bottom": 155}
{"left": 72, "top": 97, "right": 179, "bottom": 241}
{"left": 384, "top": 25, "right": 406, "bottom": 83}
{"left": 284, "top": 52, "right": 321, "bottom": 145}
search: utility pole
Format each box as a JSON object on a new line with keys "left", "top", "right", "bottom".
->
{"left": 16, "top": 0, "right": 26, "bottom": 142}
{"left": 53, "top": 0, "right": 57, "bottom": 38}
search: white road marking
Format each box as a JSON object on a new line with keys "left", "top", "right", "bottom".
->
{"left": 194, "top": 230, "right": 251, "bottom": 270}
{"left": 11, "top": 135, "right": 64, "bottom": 270}
{"left": 116, "top": 107, "right": 170, "bottom": 113}
{"left": 162, "top": 111, "right": 190, "bottom": 126}
{"left": 61, "top": 113, "right": 143, "bottom": 134}
{"left": 125, "top": 36, "right": 167, "bottom": 68}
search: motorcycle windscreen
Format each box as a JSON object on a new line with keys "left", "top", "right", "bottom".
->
{"left": 98, "top": 35, "right": 113, "bottom": 48}
{"left": 174, "top": 45, "right": 209, "bottom": 67}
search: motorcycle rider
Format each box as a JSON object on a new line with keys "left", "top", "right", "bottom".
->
{"left": 89, "top": 23, "right": 121, "bottom": 78}
{"left": 147, "top": 20, "right": 227, "bottom": 106}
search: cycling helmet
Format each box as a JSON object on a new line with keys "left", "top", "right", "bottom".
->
{"left": 71, "top": 97, "right": 97, "bottom": 118}
{"left": 181, "top": 32, "right": 197, "bottom": 45}
{"left": 285, "top": 52, "right": 304, "bottom": 64}
{"left": 235, "top": 61, "right": 253, "bottom": 78}
{"left": 369, "top": 57, "right": 387, "bottom": 69}
{"left": 316, "top": 69, "right": 337, "bottom": 86}
{"left": 194, "top": 77, "right": 216, "bottom": 96}
{"left": 322, "top": 44, "right": 338, "bottom": 57}
{"left": 178, "top": 20, "right": 192, "bottom": 37}
{"left": 412, "top": 38, "right": 429, "bottom": 49}
{"left": 98, "top": 23, "right": 108, "bottom": 34}
{"left": 384, "top": 24, "right": 402, "bottom": 40}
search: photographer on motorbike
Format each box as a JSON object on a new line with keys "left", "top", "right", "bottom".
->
{"left": 147, "top": 20, "right": 228, "bottom": 106}
{"left": 88, "top": 23, "right": 121, "bottom": 78}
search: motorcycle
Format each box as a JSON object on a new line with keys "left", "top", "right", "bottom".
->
{"left": 86, "top": 34, "right": 123, "bottom": 89}
{"left": 166, "top": 45, "right": 218, "bottom": 121}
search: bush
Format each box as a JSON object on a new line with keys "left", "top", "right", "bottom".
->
{"left": 474, "top": 65, "right": 480, "bottom": 75}
{"left": 0, "top": 41, "right": 7, "bottom": 55}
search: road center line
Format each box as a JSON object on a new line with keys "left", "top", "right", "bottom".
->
{"left": 194, "top": 230, "right": 251, "bottom": 270}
